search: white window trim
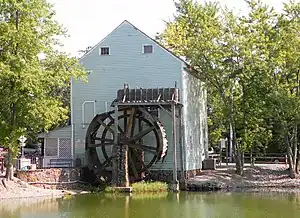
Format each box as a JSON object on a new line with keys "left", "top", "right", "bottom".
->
{"left": 99, "top": 46, "right": 110, "bottom": 55}
{"left": 142, "top": 44, "right": 154, "bottom": 54}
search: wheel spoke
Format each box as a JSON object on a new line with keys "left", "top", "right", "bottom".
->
{"left": 118, "top": 125, "right": 124, "bottom": 134}
{"left": 129, "top": 126, "right": 155, "bottom": 142}
{"left": 89, "top": 141, "right": 114, "bottom": 148}
{"left": 97, "top": 119, "right": 114, "bottom": 134}
{"left": 130, "top": 109, "right": 137, "bottom": 138}
{"left": 125, "top": 108, "right": 136, "bottom": 137}
{"left": 129, "top": 143, "right": 157, "bottom": 155}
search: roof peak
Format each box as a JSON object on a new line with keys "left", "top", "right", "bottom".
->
{"left": 79, "top": 20, "right": 190, "bottom": 67}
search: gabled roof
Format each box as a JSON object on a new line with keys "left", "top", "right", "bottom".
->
{"left": 37, "top": 125, "right": 71, "bottom": 138}
{"left": 79, "top": 20, "right": 200, "bottom": 79}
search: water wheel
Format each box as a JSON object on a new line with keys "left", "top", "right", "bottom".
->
{"left": 85, "top": 106, "right": 168, "bottom": 181}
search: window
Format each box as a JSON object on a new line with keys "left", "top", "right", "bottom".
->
{"left": 100, "top": 47, "right": 110, "bottom": 55}
{"left": 45, "top": 138, "right": 58, "bottom": 157}
{"left": 143, "top": 45, "right": 153, "bottom": 54}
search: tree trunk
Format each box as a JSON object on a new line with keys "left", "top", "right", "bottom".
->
{"left": 296, "top": 145, "right": 300, "bottom": 174}
{"left": 296, "top": 125, "right": 300, "bottom": 174}
{"left": 293, "top": 125, "right": 297, "bottom": 167}
{"left": 241, "top": 151, "right": 244, "bottom": 168}
{"left": 287, "top": 146, "right": 296, "bottom": 179}
{"left": 250, "top": 148, "right": 254, "bottom": 167}
{"left": 5, "top": 148, "right": 13, "bottom": 180}
{"left": 5, "top": 103, "right": 16, "bottom": 180}
{"left": 285, "top": 134, "right": 296, "bottom": 179}
{"left": 235, "top": 150, "right": 243, "bottom": 175}
{"left": 233, "top": 130, "right": 244, "bottom": 175}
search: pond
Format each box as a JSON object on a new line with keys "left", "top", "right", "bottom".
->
{"left": 1, "top": 191, "right": 300, "bottom": 218}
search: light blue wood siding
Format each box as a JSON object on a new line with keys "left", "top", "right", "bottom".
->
{"left": 72, "top": 21, "right": 182, "bottom": 169}
{"left": 181, "top": 67, "right": 208, "bottom": 171}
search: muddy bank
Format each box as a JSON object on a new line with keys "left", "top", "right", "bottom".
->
{"left": 186, "top": 164, "right": 300, "bottom": 192}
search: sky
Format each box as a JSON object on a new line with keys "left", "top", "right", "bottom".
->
{"left": 48, "top": 0, "right": 287, "bottom": 57}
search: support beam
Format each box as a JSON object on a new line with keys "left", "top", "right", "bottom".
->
{"left": 171, "top": 103, "right": 179, "bottom": 192}
{"left": 178, "top": 106, "right": 185, "bottom": 181}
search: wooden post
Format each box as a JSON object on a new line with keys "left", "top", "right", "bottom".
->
{"left": 178, "top": 106, "right": 184, "bottom": 181}
{"left": 171, "top": 103, "right": 179, "bottom": 192}
{"left": 138, "top": 118, "right": 145, "bottom": 179}
{"left": 111, "top": 105, "right": 119, "bottom": 186}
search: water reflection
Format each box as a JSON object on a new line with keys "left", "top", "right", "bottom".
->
{"left": 1, "top": 191, "right": 300, "bottom": 218}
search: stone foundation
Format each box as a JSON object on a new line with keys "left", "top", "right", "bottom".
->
{"left": 15, "top": 168, "right": 83, "bottom": 190}
{"left": 111, "top": 144, "right": 129, "bottom": 187}
{"left": 149, "top": 169, "right": 201, "bottom": 182}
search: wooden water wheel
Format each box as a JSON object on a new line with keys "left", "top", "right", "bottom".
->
{"left": 85, "top": 106, "right": 168, "bottom": 181}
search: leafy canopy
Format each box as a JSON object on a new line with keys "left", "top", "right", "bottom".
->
{"left": 0, "top": 0, "right": 86, "bottom": 147}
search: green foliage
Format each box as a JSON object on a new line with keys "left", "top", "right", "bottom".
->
{"left": 159, "top": 0, "right": 300, "bottom": 172}
{"left": 0, "top": 0, "right": 86, "bottom": 156}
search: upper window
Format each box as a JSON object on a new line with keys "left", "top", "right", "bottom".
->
{"left": 100, "top": 47, "right": 110, "bottom": 55}
{"left": 143, "top": 45, "right": 153, "bottom": 54}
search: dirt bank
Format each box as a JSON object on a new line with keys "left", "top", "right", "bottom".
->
{"left": 187, "top": 164, "right": 300, "bottom": 191}
{"left": 0, "top": 175, "right": 65, "bottom": 199}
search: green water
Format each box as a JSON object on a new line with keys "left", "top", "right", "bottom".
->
{"left": 1, "top": 191, "right": 300, "bottom": 218}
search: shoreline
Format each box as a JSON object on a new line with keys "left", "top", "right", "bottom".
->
{"left": 186, "top": 164, "right": 300, "bottom": 192}
{"left": 1, "top": 164, "right": 300, "bottom": 200}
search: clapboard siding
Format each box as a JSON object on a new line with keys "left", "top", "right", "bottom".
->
{"left": 72, "top": 21, "right": 183, "bottom": 169}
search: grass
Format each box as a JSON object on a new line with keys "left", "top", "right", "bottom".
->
{"left": 131, "top": 181, "right": 168, "bottom": 193}
{"left": 104, "top": 186, "right": 120, "bottom": 193}
{"left": 104, "top": 181, "right": 168, "bottom": 193}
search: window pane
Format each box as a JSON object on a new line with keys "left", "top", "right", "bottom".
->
{"left": 101, "top": 47, "right": 109, "bottom": 55}
{"left": 143, "top": 45, "right": 153, "bottom": 53}
{"left": 45, "top": 138, "right": 58, "bottom": 156}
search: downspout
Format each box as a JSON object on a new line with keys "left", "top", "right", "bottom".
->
{"left": 70, "top": 77, "right": 74, "bottom": 165}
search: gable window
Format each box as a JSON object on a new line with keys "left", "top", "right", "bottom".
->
{"left": 100, "top": 47, "right": 110, "bottom": 55}
{"left": 143, "top": 45, "right": 153, "bottom": 54}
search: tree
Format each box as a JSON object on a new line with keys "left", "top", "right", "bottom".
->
{"left": 159, "top": 0, "right": 270, "bottom": 174}
{"left": 267, "top": 0, "right": 300, "bottom": 177}
{"left": 0, "top": 0, "right": 86, "bottom": 179}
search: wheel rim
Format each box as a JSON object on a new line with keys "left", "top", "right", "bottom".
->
{"left": 85, "top": 106, "right": 168, "bottom": 181}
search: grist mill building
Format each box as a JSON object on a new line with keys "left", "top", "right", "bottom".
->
{"left": 39, "top": 20, "right": 208, "bottom": 183}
